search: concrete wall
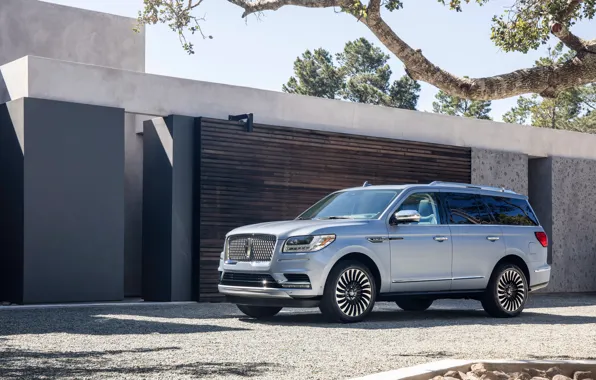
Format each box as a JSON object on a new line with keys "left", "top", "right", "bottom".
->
{"left": 0, "top": 97, "right": 125, "bottom": 304}
{"left": 9, "top": 55, "right": 596, "bottom": 161}
{"left": 550, "top": 157, "right": 596, "bottom": 292}
{"left": 472, "top": 148, "right": 529, "bottom": 195}
{"left": 0, "top": 0, "right": 144, "bottom": 71}
{"left": 529, "top": 157, "right": 596, "bottom": 293}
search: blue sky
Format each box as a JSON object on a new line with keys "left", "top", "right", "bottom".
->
{"left": 45, "top": 0, "right": 593, "bottom": 121}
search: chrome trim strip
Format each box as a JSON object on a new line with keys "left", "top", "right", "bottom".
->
{"left": 393, "top": 276, "right": 484, "bottom": 283}
{"left": 217, "top": 285, "right": 293, "bottom": 298}
{"left": 534, "top": 267, "right": 551, "bottom": 273}
{"left": 392, "top": 278, "right": 451, "bottom": 283}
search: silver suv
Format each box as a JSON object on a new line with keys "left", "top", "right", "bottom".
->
{"left": 218, "top": 182, "right": 550, "bottom": 323}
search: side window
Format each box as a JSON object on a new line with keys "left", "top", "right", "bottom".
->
{"left": 444, "top": 192, "right": 492, "bottom": 225}
{"left": 396, "top": 192, "right": 440, "bottom": 225}
{"left": 484, "top": 196, "right": 538, "bottom": 226}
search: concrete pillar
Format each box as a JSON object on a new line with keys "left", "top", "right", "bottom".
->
{"left": 142, "top": 115, "right": 197, "bottom": 301}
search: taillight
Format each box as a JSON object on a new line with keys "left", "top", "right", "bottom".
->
{"left": 535, "top": 231, "right": 548, "bottom": 247}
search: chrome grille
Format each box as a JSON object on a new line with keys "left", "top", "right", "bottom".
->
{"left": 226, "top": 234, "right": 276, "bottom": 262}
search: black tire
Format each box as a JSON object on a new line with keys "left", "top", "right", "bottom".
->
{"left": 319, "top": 260, "right": 377, "bottom": 323}
{"left": 396, "top": 297, "right": 433, "bottom": 311}
{"left": 236, "top": 304, "right": 282, "bottom": 319}
{"left": 481, "top": 263, "right": 528, "bottom": 318}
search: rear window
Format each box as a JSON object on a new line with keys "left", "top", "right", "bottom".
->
{"left": 443, "top": 192, "right": 492, "bottom": 225}
{"left": 481, "top": 196, "right": 539, "bottom": 226}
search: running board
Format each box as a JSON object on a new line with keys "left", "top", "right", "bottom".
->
{"left": 378, "top": 289, "right": 485, "bottom": 301}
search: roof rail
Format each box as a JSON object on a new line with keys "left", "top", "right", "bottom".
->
{"left": 428, "top": 181, "right": 517, "bottom": 194}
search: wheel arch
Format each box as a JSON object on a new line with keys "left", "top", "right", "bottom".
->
{"left": 332, "top": 252, "right": 382, "bottom": 295}
{"left": 494, "top": 254, "right": 530, "bottom": 284}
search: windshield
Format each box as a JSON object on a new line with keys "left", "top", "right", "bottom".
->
{"left": 298, "top": 190, "right": 402, "bottom": 220}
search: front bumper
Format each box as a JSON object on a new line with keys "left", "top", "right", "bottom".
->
{"left": 218, "top": 284, "right": 321, "bottom": 307}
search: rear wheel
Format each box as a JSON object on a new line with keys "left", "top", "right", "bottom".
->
{"left": 319, "top": 260, "right": 377, "bottom": 323}
{"left": 236, "top": 304, "right": 282, "bottom": 319}
{"left": 396, "top": 297, "right": 433, "bottom": 311}
{"left": 481, "top": 263, "right": 528, "bottom": 318}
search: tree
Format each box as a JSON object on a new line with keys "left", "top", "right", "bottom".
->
{"left": 282, "top": 49, "right": 343, "bottom": 99}
{"left": 432, "top": 90, "right": 492, "bottom": 120}
{"left": 283, "top": 38, "right": 421, "bottom": 110}
{"left": 503, "top": 43, "right": 596, "bottom": 133}
{"left": 137, "top": 0, "right": 596, "bottom": 101}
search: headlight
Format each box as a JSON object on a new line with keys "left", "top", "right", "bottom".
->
{"left": 282, "top": 234, "right": 336, "bottom": 253}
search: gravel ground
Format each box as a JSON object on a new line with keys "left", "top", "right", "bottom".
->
{"left": 2, "top": 295, "right": 596, "bottom": 380}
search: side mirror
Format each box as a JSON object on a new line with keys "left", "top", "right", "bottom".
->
{"left": 394, "top": 210, "right": 421, "bottom": 224}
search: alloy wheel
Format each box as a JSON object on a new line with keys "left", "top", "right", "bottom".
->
{"left": 497, "top": 269, "right": 526, "bottom": 312}
{"left": 335, "top": 268, "right": 372, "bottom": 317}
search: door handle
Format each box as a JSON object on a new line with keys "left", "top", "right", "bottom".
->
{"left": 487, "top": 236, "right": 500, "bottom": 242}
{"left": 433, "top": 236, "right": 449, "bottom": 242}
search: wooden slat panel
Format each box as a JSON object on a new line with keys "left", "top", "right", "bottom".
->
{"left": 198, "top": 118, "right": 471, "bottom": 301}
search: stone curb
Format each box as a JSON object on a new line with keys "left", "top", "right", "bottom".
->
{"left": 350, "top": 359, "right": 596, "bottom": 380}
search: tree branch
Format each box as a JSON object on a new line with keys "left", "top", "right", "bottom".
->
{"left": 229, "top": 0, "right": 343, "bottom": 17}
{"left": 222, "top": 0, "right": 596, "bottom": 100}
{"left": 367, "top": 0, "right": 381, "bottom": 16}
{"left": 551, "top": 24, "right": 589, "bottom": 52}
{"left": 360, "top": 15, "right": 596, "bottom": 100}
{"left": 550, "top": 0, "right": 587, "bottom": 52}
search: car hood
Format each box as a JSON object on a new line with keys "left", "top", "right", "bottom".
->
{"left": 226, "top": 219, "right": 371, "bottom": 239}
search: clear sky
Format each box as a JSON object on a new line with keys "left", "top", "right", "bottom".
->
{"left": 44, "top": 0, "right": 593, "bottom": 121}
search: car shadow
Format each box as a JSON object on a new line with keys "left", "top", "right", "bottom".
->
{"left": 238, "top": 307, "right": 596, "bottom": 329}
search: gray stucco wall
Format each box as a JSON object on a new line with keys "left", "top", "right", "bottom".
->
{"left": 471, "top": 148, "right": 529, "bottom": 195}
{"left": 0, "top": 0, "right": 145, "bottom": 71}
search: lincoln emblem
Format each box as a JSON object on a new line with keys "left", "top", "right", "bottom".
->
{"left": 244, "top": 238, "right": 253, "bottom": 259}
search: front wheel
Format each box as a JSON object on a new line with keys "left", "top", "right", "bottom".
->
{"left": 481, "top": 263, "right": 528, "bottom": 318}
{"left": 236, "top": 304, "right": 282, "bottom": 319}
{"left": 319, "top": 260, "right": 377, "bottom": 323}
{"left": 396, "top": 297, "right": 433, "bottom": 311}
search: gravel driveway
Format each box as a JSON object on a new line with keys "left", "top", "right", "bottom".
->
{"left": 2, "top": 295, "right": 596, "bottom": 380}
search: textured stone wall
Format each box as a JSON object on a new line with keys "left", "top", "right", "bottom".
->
{"left": 549, "top": 157, "right": 596, "bottom": 292}
{"left": 471, "top": 148, "right": 529, "bottom": 195}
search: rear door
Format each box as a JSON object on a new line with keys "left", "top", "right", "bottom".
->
{"left": 483, "top": 195, "right": 545, "bottom": 265}
{"left": 442, "top": 191, "right": 506, "bottom": 291}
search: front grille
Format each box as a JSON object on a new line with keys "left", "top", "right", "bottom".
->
{"left": 220, "top": 272, "right": 281, "bottom": 288}
{"left": 226, "top": 234, "right": 276, "bottom": 262}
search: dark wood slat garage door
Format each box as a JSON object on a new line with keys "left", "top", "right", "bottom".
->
{"left": 198, "top": 118, "right": 471, "bottom": 301}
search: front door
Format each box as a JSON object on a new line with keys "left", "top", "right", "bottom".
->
{"left": 389, "top": 191, "right": 453, "bottom": 292}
